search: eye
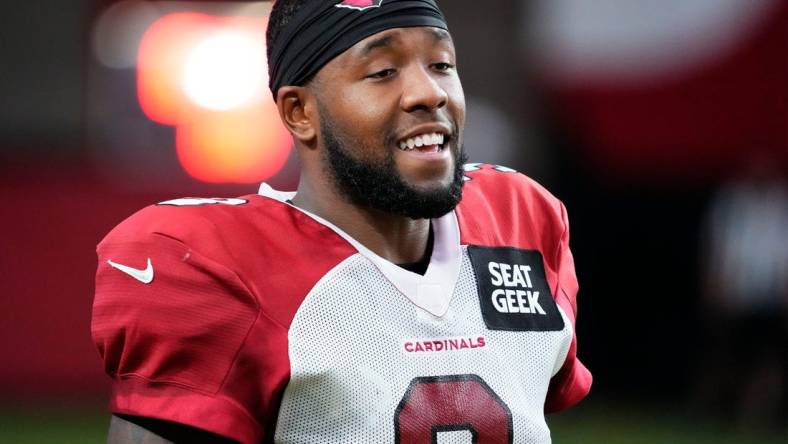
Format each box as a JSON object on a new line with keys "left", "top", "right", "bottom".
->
{"left": 432, "top": 62, "right": 455, "bottom": 72}
{"left": 366, "top": 68, "right": 396, "bottom": 79}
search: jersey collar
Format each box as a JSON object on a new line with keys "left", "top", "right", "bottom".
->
{"left": 258, "top": 183, "right": 462, "bottom": 317}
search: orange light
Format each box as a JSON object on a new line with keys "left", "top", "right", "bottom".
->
{"left": 137, "top": 12, "right": 291, "bottom": 184}
{"left": 177, "top": 104, "right": 291, "bottom": 183}
{"left": 137, "top": 12, "right": 210, "bottom": 125}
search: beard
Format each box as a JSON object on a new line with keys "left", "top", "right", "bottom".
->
{"left": 320, "top": 113, "right": 467, "bottom": 220}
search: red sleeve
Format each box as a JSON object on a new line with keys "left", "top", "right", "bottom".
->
{"left": 544, "top": 203, "right": 592, "bottom": 413}
{"left": 92, "top": 230, "right": 262, "bottom": 443}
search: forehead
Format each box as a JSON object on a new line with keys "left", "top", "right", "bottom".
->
{"left": 345, "top": 26, "right": 454, "bottom": 59}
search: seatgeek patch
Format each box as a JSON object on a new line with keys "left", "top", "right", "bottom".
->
{"left": 468, "top": 246, "right": 565, "bottom": 332}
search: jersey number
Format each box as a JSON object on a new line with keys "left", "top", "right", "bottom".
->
{"left": 395, "top": 374, "right": 513, "bottom": 444}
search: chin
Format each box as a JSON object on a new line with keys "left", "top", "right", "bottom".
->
{"left": 394, "top": 154, "right": 455, "bottom": 189}
{"left": 395, "top": 171, "right": 453, "bottom": 197}
{"left": 405, "top": 174, "right": 455, "bottom": 194}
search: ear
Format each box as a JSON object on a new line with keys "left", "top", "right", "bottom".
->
{"left": 276, "top": 86, "right": 317, "bottom": 146}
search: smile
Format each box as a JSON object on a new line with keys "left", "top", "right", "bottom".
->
{"left": 398, "top": 132, "right": 446, "bottom": 152}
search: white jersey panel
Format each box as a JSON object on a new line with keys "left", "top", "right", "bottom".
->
{"left": 275, "top": 247, "right": 573, "bottom": 444}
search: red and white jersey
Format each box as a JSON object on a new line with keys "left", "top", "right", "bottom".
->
{"left": 92, "top": 164, "right": 591, "bottom": 444}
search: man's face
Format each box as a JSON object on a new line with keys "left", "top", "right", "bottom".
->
{"left": 311, "top": 26, "right": 466, "bottom": 219}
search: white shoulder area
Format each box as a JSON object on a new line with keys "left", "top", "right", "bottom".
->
{"left": 259, "top": 183, "right": 296, "bottom": 202}
{"left": 158, "top": 197, "right": 248, "bottom": 206}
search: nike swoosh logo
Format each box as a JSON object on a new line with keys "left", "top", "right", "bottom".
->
{"left": 107, "top": 258, "right": 154, "bottom": 284}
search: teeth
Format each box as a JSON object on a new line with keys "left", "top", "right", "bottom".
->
{"left": 398, "top": 132, "right": 446, "bottom": 150}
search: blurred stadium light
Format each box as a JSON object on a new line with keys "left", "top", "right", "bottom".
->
{"left": 182, "top": 30, "right": 267, "bottom": 111}
{"left": 89, "top": 1, "right": 293, "bottom": 187}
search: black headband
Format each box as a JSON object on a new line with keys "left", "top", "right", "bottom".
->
{"left": 268, "top": 0, "right": 448, "bottom": 100}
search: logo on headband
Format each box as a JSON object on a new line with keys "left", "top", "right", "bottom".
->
{"left": 335, "top": 0, "right": 384, "bottom": 11}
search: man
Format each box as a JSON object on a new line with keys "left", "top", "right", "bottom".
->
{"left": 92, "top": 0, "right": 592, "bottom": 442}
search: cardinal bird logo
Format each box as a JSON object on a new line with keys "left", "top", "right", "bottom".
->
{"left": 335, "top": 0, "right": 384, "bottom": 11}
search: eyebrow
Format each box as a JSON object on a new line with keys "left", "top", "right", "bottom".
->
{"left": 360, "top": 35, "right": 396, "bottom": 57}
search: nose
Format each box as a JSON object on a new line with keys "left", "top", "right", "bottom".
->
{"left": 399, "top": 65, "right": 448, "bottom": 113}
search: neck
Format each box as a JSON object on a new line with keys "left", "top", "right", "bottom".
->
{"left": 292, "top": 173, "right": 431, "bottom": 264}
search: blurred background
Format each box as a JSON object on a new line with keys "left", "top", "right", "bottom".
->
{"left": 0, "top": 0, "right": 785, "bottom": 442}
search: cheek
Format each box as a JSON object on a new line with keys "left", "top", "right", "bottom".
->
{"left": 346, "top": 84, "right": 397, "bottom": 115}
{"left": 346, "top": 100, "right": 387, "bottom": 129}
{"left": 333, "top": 89, "right": 397, "bottom": 143}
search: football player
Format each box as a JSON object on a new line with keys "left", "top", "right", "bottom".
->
{"left": 93, "top": 0, "right": 592, "bottom": 442}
